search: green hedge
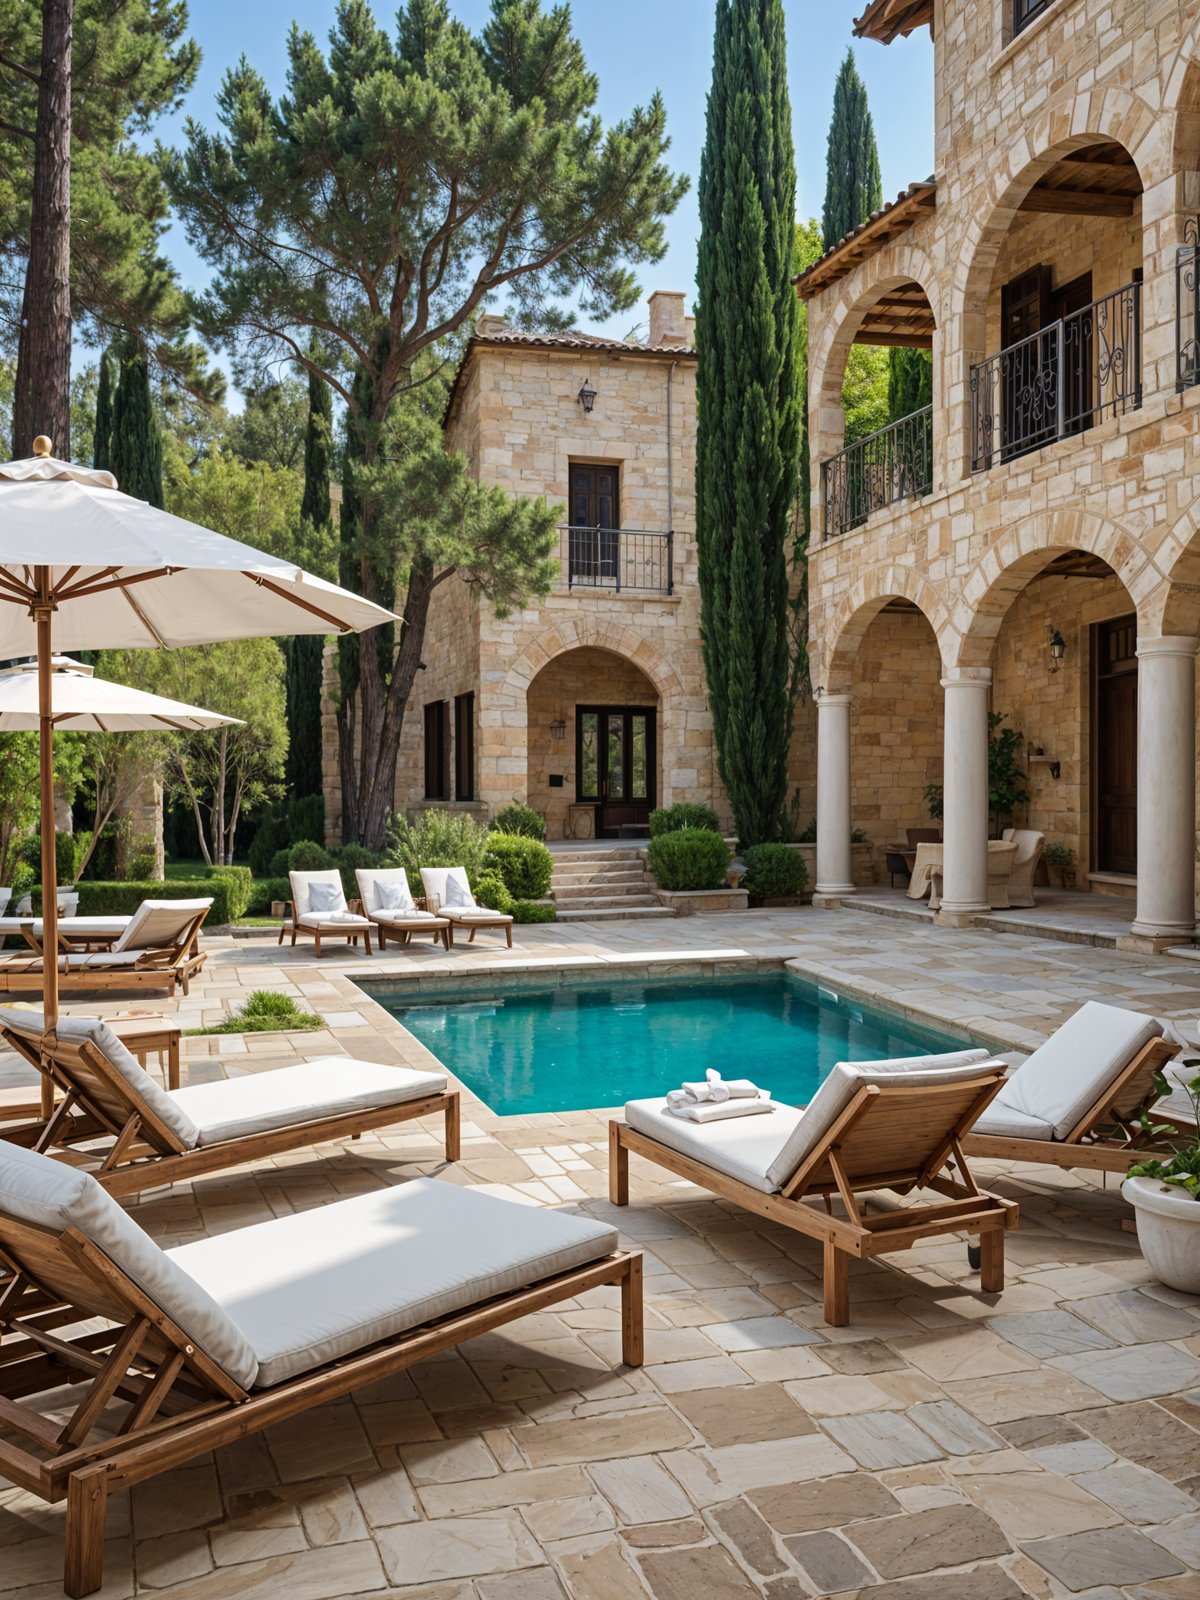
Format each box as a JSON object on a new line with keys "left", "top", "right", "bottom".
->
{"left": 205, "top": 864, "right": 251, "bottom": 921}
{"left": 483, "top": 833, "right": 553, "bottom": 899}
{"left": 649, "top": 803, "right": 721, "bottom": 838}
{"left": 71, "top": 877, "right": 237, "bottom": 925}
{"left": 647, "top": 829, "right": 731, "bottom": 891}
{"left": 513, "top": 900, "right": 556, "bottom": 923}
{"left": 489, "top": 802, "right": 546, "bottom": 840}
{"left": 245, "top": 876, "right": 292, "bottom": 915}
{"left": 473, "top": 872, "right": 515, "bottom": 915}
{"left": 741, "top": 843, "right": 807, "bottom": 904}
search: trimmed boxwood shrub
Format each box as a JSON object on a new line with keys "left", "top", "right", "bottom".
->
{"left": 71, "top": 877, "right": 238, "bottom": 925}
{"left": 648, "top": 828, "right": 732, "bottom": 891}
{"left": 484, "top": 833, "right": 553, "bottom": 899}
{"left": 741, "top": 844, "right": 807, "bottom": 905}
{"left": 648, "top": 803, "right": 721, "bottom": 838}
{"left": 513, "top": 900, "right": 556, "bottom": 923}
{"left": 286, "top": 839, "right": 335, "bottom": 873}
{"left": 489, "top": 802, "right": 546, "bottom": 840}
{"left": 205, "top": 864, "right": 252, "bottom": 921}
{"left": 473, "top": 872, "right": 515, "bottom": 915}
{"left": 246, "top": 876, "right": 293, "bottom": 915}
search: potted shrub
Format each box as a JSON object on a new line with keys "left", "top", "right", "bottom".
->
{"left": 1044, "top": 842, "right": 1076, "bottom": 890}
{"left": 1122, "top": 1064, "right": 1200, "bottom": 1293}
{"left": 742, "top": 843, "right": 808, "bottom": 906}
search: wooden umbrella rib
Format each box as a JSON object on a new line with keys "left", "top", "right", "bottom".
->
{"left": 242, "top": 572, "right": 356, "bottom": 633}
{"left": 0, "top": 571, "right": 37, "bottom": 603}
{"left": 56, "top": 569, "right": 171, "bottom": 603}
{"left": 120, "top": 587, "right": 169, "bottom": 649}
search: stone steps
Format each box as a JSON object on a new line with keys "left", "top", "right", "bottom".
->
{"left": 549, "top": 847, "right": 672, "bottom": 921}
{"left": 552, "top": 891, "right": 662, "bottom": 910}
{"left": 551, "top": 868, "right": 648, "bottom": 887}
{"left": 554, "top": 905, "right": 675, "bottom": 922}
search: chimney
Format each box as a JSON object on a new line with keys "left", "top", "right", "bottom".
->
{"left": 475, "top": 313, "right": 510, "bottom": 337}
{"left": 647, "top": 290, "right": 687, "bottom": 348}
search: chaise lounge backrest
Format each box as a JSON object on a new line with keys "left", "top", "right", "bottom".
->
{"left": 763, "top": 1051, "right": 1005, "bottom": 1194}
{"left": 111, "top": 898, "right": 212, "bottom": 954}
{"left": 420, "top": 867, "right": 475, "bottom": 913}
{"left": 995, "top": 1000, "right": 1167, "bottom": 1139}
{"left": 289, "top": 869, "right": 349, "bottom": 918}
{"left": 0, "top": 1007, "right": 200, "bottom": 1153}
{"left": 356, "top": 868, "right": 418, "bottom": 917}
{"left": 0, "top": 1137, "right": 257, "bottom": 1388}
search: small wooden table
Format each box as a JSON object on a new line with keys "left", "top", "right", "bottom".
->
{"left": 107, "top": 1012, "right": 182, "bottom": 1091}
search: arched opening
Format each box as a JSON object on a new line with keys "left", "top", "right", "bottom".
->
{"left": 526, "top": 647, "right": 660, "bottom": 840}
{"left": 962, "top": 134, "right": 1145, "bottom": 473}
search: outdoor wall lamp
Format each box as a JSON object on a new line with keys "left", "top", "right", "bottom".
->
{"left": 1048, "top": 628, "right": 1066, "bottom": 673}
{"left": 549, "top": 716, "right": 567, "bottom": 740}
{"left": 577, "top": 379, "right": 597, "bottom": 414}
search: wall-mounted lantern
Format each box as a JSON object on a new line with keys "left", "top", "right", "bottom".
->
{"left": 1048, "top": 628, "right": 1066, "bottom": 674}
{"left": 549, "top": 715, "right": 567, "bottom": 741}
{"left": 577, "top": 379, "right": 597, "bottom": 414}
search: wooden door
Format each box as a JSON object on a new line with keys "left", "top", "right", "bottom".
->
{"left": 568, "top": 464, "right": 620, "bottom": 584}
{"left": 1000, "top": 265, "right": 1052, "bottom": 457}
{"left": 576, "top": 706, "right": 655, "bottom": 836}
{"left": 1094, "top": 615, "right": 1138, "bottom": 875}
{"left": 1053, "top": 272, "right": 1093, "bottom": 436}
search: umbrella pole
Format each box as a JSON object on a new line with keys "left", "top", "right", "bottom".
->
{"left": 34, "top": 567, "right": 59, "bottom": 1107}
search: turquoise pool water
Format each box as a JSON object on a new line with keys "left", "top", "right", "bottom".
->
{"left": 370, "top": 971, "right": 968, "bottom": 1116}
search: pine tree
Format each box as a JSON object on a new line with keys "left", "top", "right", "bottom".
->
{"left": 822, "top": 50, "right": 882, "bottom": 251}
{"left": 888, "top": 347, "right": 933, "bottom": 422}
{"left": 109, "top": 343, "right": 163, "bottom": 507}
{"left": 93, "top": 347, "right": 114, "bottom": 472}
{"left": 286, "top": 366, "right": 334, "bottom": 798}
{"left": 696, "top": 0, "right": 801, "bottom": 847}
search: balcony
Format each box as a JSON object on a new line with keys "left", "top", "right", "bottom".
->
{"left": 970, "top": 281, "right": 1141, "bottom": 473}
{"left": 1177, "top": 218, "right": 1200, "bottom": 391}
{"left": 559, "top": 526, "right": 674, "bottom": 596}
{"left": 821, "top": 405, "right": 933, "bottom": 538}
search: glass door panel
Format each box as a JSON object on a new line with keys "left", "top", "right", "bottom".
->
{"left": 576, "top": 706, "right": 656, "bottom": 836}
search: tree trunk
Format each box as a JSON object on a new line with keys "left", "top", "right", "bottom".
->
{"left": 13, "top": 0, "right": 72, "bottom": 458}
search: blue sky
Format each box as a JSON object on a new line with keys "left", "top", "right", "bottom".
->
{"left": 158, "top": 1, "right": 933, "bottom": 346}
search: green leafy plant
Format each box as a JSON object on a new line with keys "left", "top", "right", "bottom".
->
{"left": 1127, "top": 1066, "right": 1200, "bottom": 1200}
{"left": 926, "top": 712, "right": 1029, "bottom": 833}
{"left": 741, "top": 843, "right": 808, "bottom": 904}
{"left": 513, "top": 900, "right": 556, "bottom": 924}
{"left": 246, "top": 876, "right": 293, "bottom": 915}
{"left": 473, "top": 872, "right": 515, "bottom": 915}
{"left": 205, "top": 864, "right": 252, "bottom": 922}
{"left": 188, "top": 988, "right": 325, "bottom": 1037}
{"left": 287, "top": 839, "right": 335, "bottom": 873}
{"left": 648, "top": 829, "right": 732, "bottom": 891}
{"left": 1044, "top": 842, "right": 1075, "bottom": 868}
{"left": 649, "top": 804, "right": 721, "bottom": 838}
{"left": 386, "top": 811, "right": 493, "bottom": 895}
{"left": 489, "top": 803, "right": 546, "bottom": 840}
{"left": 484, "top": 834, "right": 553, "bottom": 899}
{"left": 70, "top": 877, "right": 238, "bottom": 925}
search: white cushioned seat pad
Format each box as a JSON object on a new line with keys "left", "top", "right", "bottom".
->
{"left": 998, "top": 1001, "right": 1163, "bottom": 1140}
{"left": 168, "top": 1178, "right": 617, "bottom": 1387}
{"left": 624, "top": 1097, "right": 801, "bottom": 1193}
{"left": 170, "top": 1058, "right": 448, "bottom": 1146}
{"left": 764, "top": 1058, "right": 1007, "bottom": 1191}
{"left": 971, "top": 1101, "right": 1056, "bottom": 1141}
{"left": 296, "top": 911, "right": 370, "bottom": 929}
{"left": 447, "top": 908, "right": 513, "bottom": 922}
{"left": 375, "top": 909, "right": 445, "bottom": 924}
{"left": 0, "top": 1139, "right": 256, "bottom": 1387}
{"left": 0, "top": 1007, "right": 200, "bottom": 1149}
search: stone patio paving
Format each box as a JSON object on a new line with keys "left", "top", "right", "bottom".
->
{"left": 2, "top": 905, "right": 1199, "bottom": 1598}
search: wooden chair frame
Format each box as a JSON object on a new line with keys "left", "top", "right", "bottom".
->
{"left": 0, "top": 1023, "right": 462, "bottom": 1198}
{"left": 444, "top": 910, "right": 513, "bottom": 948}
{"left": 0, "top": 907, "right": 210, "bottom": 998}
{"left": 366, "top": 910, "right": 452, "bottom": 952}
{"left": 962, "top": 1035, "right": 1189, "bottom": 1173}
{"left": 0, "top": 1209, "right": 642, "bottom": 1597}
{"left": 610, "top": 1071, "right": 1017, "bottom": 1326}
{"left": 278, "top": 897, "right": 373, "bottom": 958}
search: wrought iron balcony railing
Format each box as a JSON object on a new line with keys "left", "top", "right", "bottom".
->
{"left": 560, "top": 526, "right": 673, "bottom": 595}
{"left": 1177, "top": 218, "right": 1200, "bottom": 392}
{"left": 821, "top": 404, "right": 933, "bottom": 538}
{"left": 970, "top": 280, "right": 1141, "bottom": 473}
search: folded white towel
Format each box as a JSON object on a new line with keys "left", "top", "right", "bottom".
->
{"left": 667, "top": 1097, "right": 776, "bottom": 1124}
{"left": 670, "top": 1070, "right": 763, "bottom": 1108}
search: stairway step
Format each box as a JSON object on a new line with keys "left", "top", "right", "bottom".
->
{"left": 551, "top": 870, "right": 648, "bottom": 887}
{"left": 548, "top": 848, "right": 643, "bottom": 862}
{"left": 552, "top": 893, "right": 659, "bottom": 910}
{"left": 555, "top": 905, "right": 675, "bottom": 922}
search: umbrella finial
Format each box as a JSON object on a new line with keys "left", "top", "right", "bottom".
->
{"left": 31, "top": 436, "right": 52, "bottom": 458}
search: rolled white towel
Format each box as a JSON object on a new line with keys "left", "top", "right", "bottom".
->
{"left": 667, "top": 1097, "right": 777, "bottom": 1124}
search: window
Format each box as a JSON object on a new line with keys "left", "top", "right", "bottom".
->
{"left": 424, "top": 700, "right": 450, "bottom": 800}
{"left": 568, "top": 462, "right": 620, "bottom": 583}
{"left": 454, "top": 692, "right": 475, "bottom": 801}
{"left": 1013, "top": 0, "right": 1052, "bottom": 36}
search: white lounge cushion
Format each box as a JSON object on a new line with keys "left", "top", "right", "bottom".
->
{"left": 995, "top": 1001, "right": 1163, "bottom": 1140}
{"left": 625, "top": 1096, "right": 802, "bottom": 1193}
{"left": 170, "top": 1059, "right": 448, "bottom": 1146}
{"left": 295, "top": 911, "right": 370, "bottom": 930}
{"left": 836, "top": 1048, "right": 992, "bottom": 1073}
{"left": 376, "top": 909, "right": 443, "bottom": 924}
{"left": 764, "top": 1058, "right": 1007, "bottom": 1192}
{"left": 290, "top": 870, "right": 347, "bottom": 917}
{"left": 0, "top": 1139, "right": 256, "bottom": 1387}
{"left": 972, "top": 1102, "right": 1056, "bottom": 1141}
{"left": 447, "top": 908, "right": 512, "bottom": 923}
{"left": 169, "top": 1177, "right": 618, "bottom": 1388}
{"left": 113, "top": 898, "right": 211, "bottom": 952}
{"left": 0, "top": 1008, "right": 200, "bottom": 1149}
{"left": 357, "top": 869, "right": 417, "bottom": 915}
{"left": 0, "top": 915, "right": 130, "bottom": 936}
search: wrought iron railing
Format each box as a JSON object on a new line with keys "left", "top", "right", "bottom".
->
{"left": 559, "top": 526, "right": 673, "bottom": 595}
{"left": 1177, "top": 218, "right": 1200, "bottom": 391}
{"left": 970, "top": 280, "right": 1141, "bottom": 472}
{"left": 821, "top": 404, "right": 933, "bottom": 538}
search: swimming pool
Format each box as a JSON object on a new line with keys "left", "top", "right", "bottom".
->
{"left": 370, "top": 970, "right": 969, "bottom": 1116}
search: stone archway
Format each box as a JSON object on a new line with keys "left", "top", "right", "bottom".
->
{"left": 819, "top": 564, "right": 953, "bottom": 694}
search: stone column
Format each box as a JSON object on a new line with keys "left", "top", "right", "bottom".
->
{"left": 814, "top": 693, "right": 854, "bottom": 903}
{"left": 937, "top": 669, "right": 991, "bottom": 923}
{"left": 1130, "top": 636, "right": 1198, "bottom": 945}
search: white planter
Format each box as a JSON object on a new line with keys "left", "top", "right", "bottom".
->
{"left": 1121, "top": 1176, "right": 1200, "bottom": 1293}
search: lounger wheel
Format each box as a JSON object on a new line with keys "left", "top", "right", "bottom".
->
{"left": 967, "top": 1243, "right": 982, "bottom": 1270}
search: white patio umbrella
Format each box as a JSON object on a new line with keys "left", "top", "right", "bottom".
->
{"left": 0, "top": 437, "right": 397, "bottom": 1032}
{"left": 0, "top": 656, "right": 243, "bottom": 732}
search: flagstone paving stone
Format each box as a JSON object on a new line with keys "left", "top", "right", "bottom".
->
{"left": 5, "top": 909, "right": 1200, "bottom": 1598}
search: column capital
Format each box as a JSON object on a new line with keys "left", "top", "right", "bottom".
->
{"left": 940, "top": 667, "right": 992, "bottom": 691}
{"left": 1137, "top": 635, "right": 1200, "bottom": 660}
{"left": 815, "top": 691, "right": 852, "bottom": 709}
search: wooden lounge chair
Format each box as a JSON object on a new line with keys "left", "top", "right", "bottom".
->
{"left": 355, "top": 866, "right": 452, "bottom": 950}
{"left": 421, "top": 866, "right": 514, "bottom": 947}
{"left": 962, "top": 1000, "right": 1188, "bottom": 1174}
{"left": 281, "top": 869, "right": 373, "bottom": 956}
{"left": 0, "top": 915, "right": 133, "bottom": 954}
{"left": 611, "top": 1053, "right": 1016, "bottom": 1326}
{"left": 0, "top": 1009, "right": 461, "bottom": 1198}
{"left": 0, "top": 899, "right": 211, "bottom": 998}
{"left": 0, "top": 1139, "right": 642, "bottom": 1597}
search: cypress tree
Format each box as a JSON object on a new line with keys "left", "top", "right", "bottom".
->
{"left": 286, "top": 365, "right": 334, "bottom": 798}
{"left": 887, "top": 346, "right": 933, "bottom": 422}
{"left": 93, "top": 348, "right": 114, "bottom": 472}
{"left": 109, "top": 343, "right": 163, "bottom": 506}
{"left": 696, "top": 0, "right": 800, "bottom": 847}
{"left": 822, "top": 50, "right": 882, "bottom": 251}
